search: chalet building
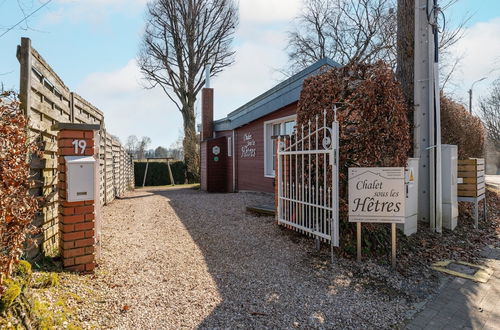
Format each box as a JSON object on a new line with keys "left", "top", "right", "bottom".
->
{"left": 200, "top": 58, "right": 340, "bottom": 193}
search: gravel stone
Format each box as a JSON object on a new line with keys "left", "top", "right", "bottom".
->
{"left": 61, "top": 187, "right": 435, "bottom": 329}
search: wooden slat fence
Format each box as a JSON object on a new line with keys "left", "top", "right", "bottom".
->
{"left": 17, "top": 38, "right": 134, "bottom": 259}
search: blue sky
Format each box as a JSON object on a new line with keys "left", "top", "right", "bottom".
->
{"left": 1, "top": 0, "right": 499, "bottom": 149}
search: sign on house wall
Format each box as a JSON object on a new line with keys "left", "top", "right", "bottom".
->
{"left": 348, "top": 167, "right": 406, "bottom": 223}
{"left": 241, "top": 133, "right": 256, "bottom": 158}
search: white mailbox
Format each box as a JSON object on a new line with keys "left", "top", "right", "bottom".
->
{"left": 65, "top": 156, "right": 96, "bottom": 202}
{"left": 398, "top": 158, "right": 419, "bottom": 236}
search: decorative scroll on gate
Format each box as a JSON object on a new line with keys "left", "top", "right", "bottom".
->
{"left": 277, "top": 109, "right": 340, "bottom": 253}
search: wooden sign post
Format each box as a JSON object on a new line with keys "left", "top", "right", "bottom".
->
{"left": 349, "top": 168, "right": 406, "bottom": 268}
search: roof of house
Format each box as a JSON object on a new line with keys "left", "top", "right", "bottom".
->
{"left": 213, "top": 58, "right": 340, "bottom": 131}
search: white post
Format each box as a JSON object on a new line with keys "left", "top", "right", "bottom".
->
{"left": 277, "top": 136, "right": 282, "bottom": 224}
{"left": 414, "top": 0, "right": 442, "bottom": 231}
{"left": 205, "top": 62, "right": 211, "bottom": 88}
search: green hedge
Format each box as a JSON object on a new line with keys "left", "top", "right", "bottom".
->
{"left": 134, "top": 161, "right": 188, "bottom": 186}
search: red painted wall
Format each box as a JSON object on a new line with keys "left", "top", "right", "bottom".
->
{"left": 205, "top": 136, "right": 228, "bottom": 193}
{"left": 214, "top": 130, "right": 234, "bottom": 192}
{"left": 234, "top": 102, "right": 297, "bottom": 193}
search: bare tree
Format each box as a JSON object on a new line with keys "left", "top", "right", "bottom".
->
{"left": 395, "top": 0, "right": 470, "bottom": 153}
{"left": 0, "top": 0, "right": 53, "bottom": 39}
{"left": 137, "top": 136, "right": 152, "bottom": 160}
{"left": 286, "top": 0, "right": 397, "bottom": 72}
{"left": 289, "top": 0, "right": 468, "bottom": 84}
{"left": 155, "top": 146, "right": 169, "bottom": 158}
{"left": 168, "top": 135, "right": 184, "bottom": 160}
{"left": 125, "top": 135, "right": 139, "bottom": 157}
{"left": 125, "top": 135, "right": 151, "bottom": 159}
{"left": 138, "top": 0, "right": 238, "bottom": 181}
{"left": 396, "top": 0, "right": 414, "bottom": 112}
{"left": 479, "top": 78, "right": 500, "bottom": 150}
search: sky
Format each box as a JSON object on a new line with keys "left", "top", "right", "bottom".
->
{"left": 0, "top": 0, "right": 499, "bottom": 149}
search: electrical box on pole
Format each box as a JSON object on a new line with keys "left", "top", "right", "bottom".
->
{"left": 414, "top": 0, "right": 442, "bottom": 232}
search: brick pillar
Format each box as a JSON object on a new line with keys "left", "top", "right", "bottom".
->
{"left": 201, "top": 88, "right": 214, "bottom": 141}
{"left": 54, "top": 123, "right": 100, "bottom": 273}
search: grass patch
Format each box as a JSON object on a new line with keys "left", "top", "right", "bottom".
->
{"left": 0, "top": 260, "right": 83, "bottom": 329}
{"left": 32, "top": 273, "right": 59, "bottom": 289}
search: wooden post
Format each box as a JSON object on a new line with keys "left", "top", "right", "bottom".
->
{"left": 18, "top": 37, "right": 32, "bottom": 118}
{"left": 391, "top": 223, "right": 397, "bottom": 268}
{"left": 357, "top": 223, "right": 362, "bottom": 262}
{"left": 167, "top": 159, "right": 175, "bottom": 186}
{"left": 70, "top": 92, "right": 75, "bottom": 123}
{"left": 142, "top": 159, "right": 149, "bottom": 188}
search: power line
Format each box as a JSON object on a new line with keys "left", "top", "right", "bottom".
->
{"left": 0, "top": 0, "right": 52, "bottom": 39}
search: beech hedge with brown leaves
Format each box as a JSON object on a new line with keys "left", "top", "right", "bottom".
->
{"left": 0, "top": 92, "right": 40, "bottom": 289}
{"left": 297, "top": 62, "right": 411, "bottom": 255}
{"left": 441, "top": 93, "right": 485, "bottom": 159}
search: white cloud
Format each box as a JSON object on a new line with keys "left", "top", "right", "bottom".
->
{"left": 239, "top": 0, "right": 301, "bottom": 23}
{"left": 76, "top": 59, "right": 183, "bottom": 149}
{"left": 212, "top": 28, "right": 289, "bottom": 118}
{"left": 45, "top": 0, "right": 302, "bottom": 25}
{"left": 42, "top": 0, "right": 148, "bottom": 24}
{"left": 73, "top": 0, "right": 300, "bottom": 147}
{"left": 76, "top": 24, "right": 290, "bottom": 148}
{"left": 449, "top": 17, "right": 500, "bottom": 111}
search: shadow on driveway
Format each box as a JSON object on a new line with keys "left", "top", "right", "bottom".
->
{"left": 141, "top": 187, "right": 421, "bottom": 328}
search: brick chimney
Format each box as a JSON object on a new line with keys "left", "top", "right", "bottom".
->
{"left": 201, "top": 87, "right": 214, "bottom": 141}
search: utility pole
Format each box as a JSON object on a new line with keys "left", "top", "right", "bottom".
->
{"left": 414, "top": 0, "right": 442, "bottom": 232}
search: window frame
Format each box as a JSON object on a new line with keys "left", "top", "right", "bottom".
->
{"left": 263, "top": 114, "right": 297, "bottom": 178}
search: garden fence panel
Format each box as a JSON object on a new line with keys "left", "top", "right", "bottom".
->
{"left": 17, "top": 37, "right": 134, "bottom": 260}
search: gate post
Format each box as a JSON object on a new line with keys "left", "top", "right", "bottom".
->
{"left": 54, "top": 123, "right": 100, "bottom": 273}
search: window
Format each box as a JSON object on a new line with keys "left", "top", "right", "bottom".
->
{"left": 264, "top": 116, "right": 296, "bottom": 177}
{"left": 227, "top": 137, "right": 232, "bottom": 157}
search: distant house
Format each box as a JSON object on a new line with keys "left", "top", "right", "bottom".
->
{"left": 200, "top": 58, "right": 340, "bottom": 193}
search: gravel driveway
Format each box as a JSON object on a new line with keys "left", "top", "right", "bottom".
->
{"left": 74, "top": 186, "right": 430, "bottom": 329}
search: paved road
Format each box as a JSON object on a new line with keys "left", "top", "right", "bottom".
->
{"left": 406, "top": 246, "right": 500, "bottom": 330}
{"left": 486, "top": 175, "right": 500, "bottom": 190}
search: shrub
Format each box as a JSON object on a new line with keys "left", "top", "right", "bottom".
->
{"left": 134, "top": 161, "right": 190, "bottom": 186}
{"left": 0, "top": 279, "right": 21, "bottom": 313}
{"left": 0, "top": 91, "right": 40, "bottom": 290}
{"left": 33, "top": 273, "right": 59, "bottom": 289}
{"left": 12, "top": 260, "right": 32, "bottom": 289}
{"left": 297, "top": 61, "right": 411, "bottom": 256}
{"left": 441, "top": 93, "right": 485, "bottom": 159}
{"left": 13, "top": 260, "right": 32, "bottom": 280}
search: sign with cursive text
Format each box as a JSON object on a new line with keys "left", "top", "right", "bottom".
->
{"left": 241, "top": 133, "right": 256, "bottom": 158}
{"left": 348, "top": 167, "right": 406, "bottom": 223}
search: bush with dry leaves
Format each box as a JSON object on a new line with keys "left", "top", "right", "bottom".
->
{"left": 441, "top": 93, "right": 485, "bottom": 159}
{"left": 297, "top": 61, "right": 411, "bottom": 256}
{"left": 0, "top": 91, "right": 40, "bottom": 289}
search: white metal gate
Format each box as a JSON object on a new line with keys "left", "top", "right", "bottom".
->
{"left": 277, "top": 110, "right": 339, "bottom": 250}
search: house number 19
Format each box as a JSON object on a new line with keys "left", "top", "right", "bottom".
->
{"left": 72, "top": 140, "right": 87, "bottom": 154}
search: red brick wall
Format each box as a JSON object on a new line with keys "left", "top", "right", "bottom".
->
{"left": 201, "top": 88, "right": 214, "bottom": 141}
{"left": 57, "top": 129, "right": 97, "bottom": 273}
{"left": 200, "top": 141, "right": 208, "bottom": 191}
{"left": 234, "top": 102, "right": 297, "bottom": 193}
